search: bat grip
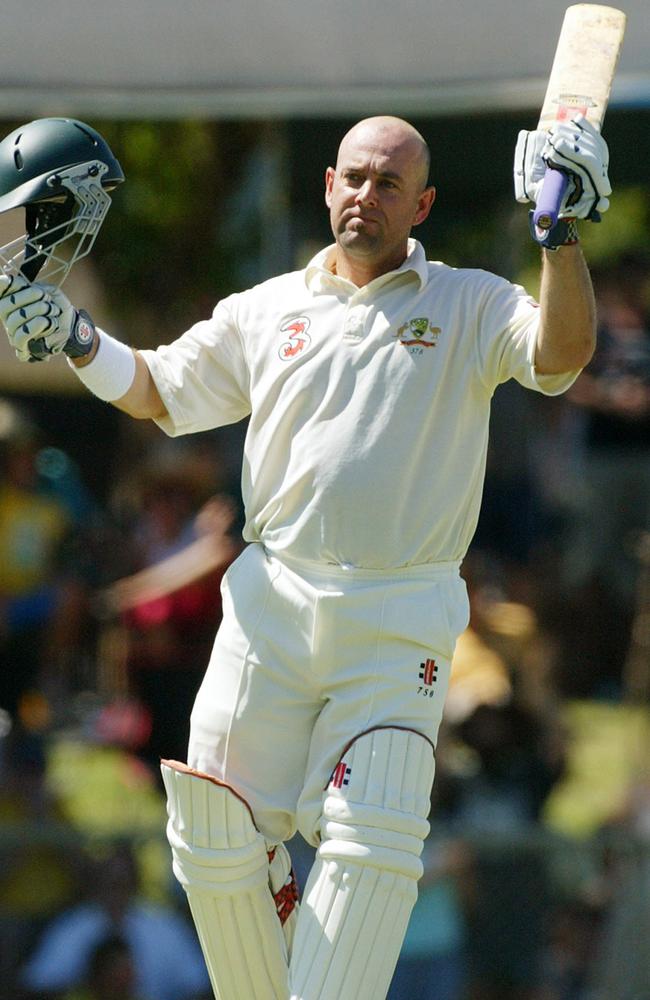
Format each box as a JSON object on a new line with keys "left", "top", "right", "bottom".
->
{"left": 532, "top": 168, "right": 570, "bottom": 239}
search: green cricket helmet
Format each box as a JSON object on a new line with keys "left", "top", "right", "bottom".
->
{"left": 0, "top": 118, "right": 124, "bottom": 286}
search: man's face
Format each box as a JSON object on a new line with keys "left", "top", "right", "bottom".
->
{"left": 325, "top": 120, "right": 435, "bottom": 274}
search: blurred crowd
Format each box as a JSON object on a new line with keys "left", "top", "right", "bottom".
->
{"left": 0, "top": 253, "right": 648, "bottom": 1000}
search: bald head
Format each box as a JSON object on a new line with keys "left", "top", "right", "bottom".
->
{"left": 336, "top": 117, "right": 431, "bottom": 191}
{"left": 325, "top": 115, "right": 436, "bottom": 284}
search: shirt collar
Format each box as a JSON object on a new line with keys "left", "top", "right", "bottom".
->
{"left": 304, "top": 238, "right": 429, "bottom": 293}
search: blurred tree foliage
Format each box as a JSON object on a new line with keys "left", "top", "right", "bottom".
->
{"left": 513, "top": 185, "right": 650, "bottom": 300}
{"left": 90, "top": 120, "right": 268, "bottom": 345}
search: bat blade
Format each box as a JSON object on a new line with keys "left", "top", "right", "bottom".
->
{"left": 532, "top": 3, "right": 626, "bottom": 238}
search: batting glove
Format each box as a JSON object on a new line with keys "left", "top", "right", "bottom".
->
{"left": 0, "top": 274, "right": 96, "bottom": 362}
{"left": 514, "top": 114, "right": 611, "bottom": 220}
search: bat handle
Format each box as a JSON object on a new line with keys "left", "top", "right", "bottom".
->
{"left": 532, "top": 168, "right": 570, "bottom": 239}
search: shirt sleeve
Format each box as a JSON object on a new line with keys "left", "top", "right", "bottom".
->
{"left": 140, "top": 295, "right": 251, "bottom": 437}
{"left": 474, "top": 272, "right": 581, "bottom": 396}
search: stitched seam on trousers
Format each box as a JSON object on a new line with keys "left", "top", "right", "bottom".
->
{"left": 362, "top": 587, "right": 389, "bottom": 733}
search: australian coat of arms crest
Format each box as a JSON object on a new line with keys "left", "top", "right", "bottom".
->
{"left": 396, "top": 317, "right": 441, "bottom": 348}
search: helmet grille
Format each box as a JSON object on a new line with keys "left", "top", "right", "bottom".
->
{"left": 22, "top": 197, "right": 76, "bottom": 281}
{"left": 0, "top": 159, "right": 113, "bottom": 287}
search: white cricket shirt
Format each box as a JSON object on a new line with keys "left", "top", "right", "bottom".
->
{"left": 141, "top": 240, "right": 579, "bottom": 569}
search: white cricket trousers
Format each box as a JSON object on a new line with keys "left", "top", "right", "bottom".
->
{"left": 188, "top": 543, "right": 469, "bottom": 847}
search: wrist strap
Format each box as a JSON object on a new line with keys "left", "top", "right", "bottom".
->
{"left": 528, "top": 212, "right": 579, "bottom": 251}
{"left": 64, "top": 309, "right": 97, "bottom": 358}
{"left": 559, "top": 218, "right": 580, "bottom": 246}
{"left": 68, "top": 330, "right": 136, "bottom": 401}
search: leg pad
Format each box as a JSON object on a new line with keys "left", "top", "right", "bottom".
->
{"left": 162, "top": 760, "right": 290, "bottom": 1000}
{"left": 289, "top": 728, "right": 435, "bottom": 1000}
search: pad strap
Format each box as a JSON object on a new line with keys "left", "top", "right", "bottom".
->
{"left": 268, "top": 846, "right": 300, "bottom": 926}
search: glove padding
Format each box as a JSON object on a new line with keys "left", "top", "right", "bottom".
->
{"left": 0, "top": 274, "right": 93, "bottom": 362}
{"left": 514, "top": 114, "right": 611, "bottom": 220}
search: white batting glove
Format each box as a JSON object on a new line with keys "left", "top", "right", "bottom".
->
{"left": 514, "top": 115, "right": 611, "bottom": 219}
{"left": 0, "top": 274, "right": 95, "bottom": 362}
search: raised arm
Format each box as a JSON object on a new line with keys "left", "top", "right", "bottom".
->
{"left": 513, "top": 114, "right": 611, "bottom": 376}
{"left": 535, "top": 244, "right": 596, "bottom": 374}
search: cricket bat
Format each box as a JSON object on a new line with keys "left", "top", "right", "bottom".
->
{"left": 532, "top": 3, "right": 626, "bottom": 239}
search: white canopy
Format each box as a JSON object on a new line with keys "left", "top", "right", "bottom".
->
{"left": 0, "top": 0, "right": 647, "bottom": 119}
